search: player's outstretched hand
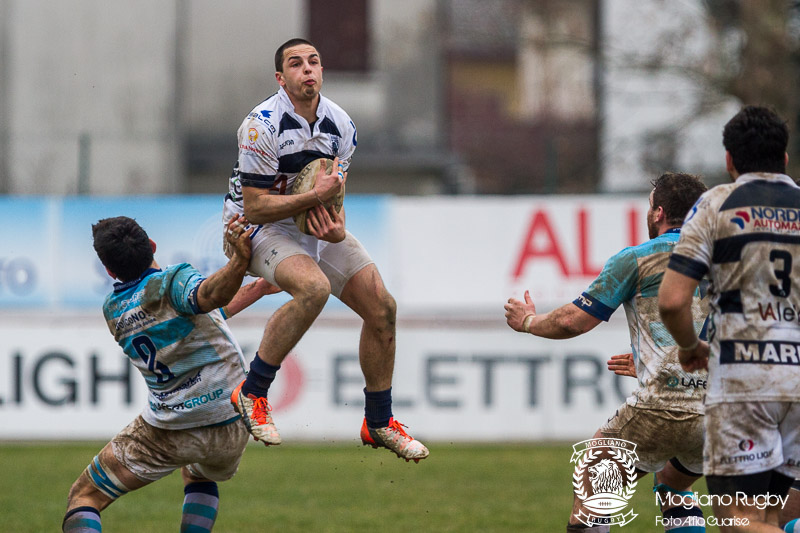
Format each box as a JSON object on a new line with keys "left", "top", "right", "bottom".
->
{"left": 307, "top": 204, "right": 345, "bottom": 243}
{"left": 505, "top": 289, "right": 537, "bottom": 333}
{"left": 315, "top": 156, "right": 347, "bottom": 203}
{"left": 607, "top": 353, "right": 636, "bottom": 378}
{"left": 678, "top": 340, "right": 710, "bottom": 372}
{"left": 224, "top": 215, "right": 255, "bottom": 262}
{"left": 223, "top": 278, "right": 282, "bottom": 318}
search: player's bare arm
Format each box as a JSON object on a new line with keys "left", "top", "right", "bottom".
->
{"left": 223, "top": 278, "right": 283, "bottom": 318}
{"left": 196, "top": 215, "right": 254, "bottom": 312}
{"left": 307, "top": 204, "right": 346, "bottom": 243}
{"left": 242, "top": 156, "right": 346, "bottom": 224}
{"left": 658, "top": 268, "right": 709, "bottom": 371}
{"left": 505, "top": 289, "right": 601, "bottom": 339}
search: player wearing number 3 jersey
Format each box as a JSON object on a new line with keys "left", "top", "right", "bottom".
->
{"left": 660, "top": 106, "right": 800, "bottom": 531}
{"left": 62, "top": 215, "right": 274, "bottom": 533}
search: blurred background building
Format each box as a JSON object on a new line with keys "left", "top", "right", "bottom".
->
{"left": 2, "top": 0, "right": 799, "bottom": 198}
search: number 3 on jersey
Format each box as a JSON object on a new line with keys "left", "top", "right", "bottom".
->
{"left": 769, "top": 249, "right": 792, "bottom": 298}
{"left": 132, "top": 335, "right": 175, "bottom": 384}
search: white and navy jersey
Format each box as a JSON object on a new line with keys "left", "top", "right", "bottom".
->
{"left": 669, "top": 173, "right": 800, "bottom": 404}
{"left": 226, "top": 86, "right": 357, "bottom": 224}
{"left": 574, "top": 229, "right": 710, "bottom": 413}
{"left": 103, "top": 264, "right": 247, "bottom": 430}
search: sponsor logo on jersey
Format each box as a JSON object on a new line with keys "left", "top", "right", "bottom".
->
{"left": 730, "top": 210, "right": 750, "bottom": 229}
{"left": 279, "top": 139, "right": 294, "bottom": 150}
{"left": 719, "top": 448, "right": 772, "bottom": 464}
{"left": 732, "top": 206, "right": 800, "bottom": 231}
{"left": 720, "top": 340, "right": 800, "bottom": 365}
{"left": 738, "top": 439, "right": 755, "bottom": 451}
{"left": 148, "top": 388, "right": 225, "bottom": 412}
{"left": 239, "top": 144, "right": 268, "bottom": 157}
{"left": 757, "top": 301, "right": 799, "bottom": 323}
{"left": 666, "top": 376, "right": 706, "bottom": 389}
{"left": 247, "top": 109, "right": 274, "bottom": 127}
{"left": 248, "top": 128, "right": 258, "bottom": 143}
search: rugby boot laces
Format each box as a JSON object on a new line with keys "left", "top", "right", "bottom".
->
{"left": 231, "top": 381, "right": 281, "bottom": 445}
{"left": 360, "top": 417, "right": 429, "bottom": 463}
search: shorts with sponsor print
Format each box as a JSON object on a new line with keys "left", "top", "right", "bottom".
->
{"left": 600, "top": 403, "right": 704, "bottom": 474}
{"left": 111, "top": 415, "right": 249, "bottom": 482}
{"left": 224, "top": 217, "right": 373, "bottom": 298}
{"left": 704, "top": 401, "right": 800, "bottom": 478}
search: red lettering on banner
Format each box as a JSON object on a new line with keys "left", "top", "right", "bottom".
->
{"left": 578, "top": 209, "right": 602, "bottom": 277}
{"left": 513, "top": 205, "right": 644, "bottom": 281}
{"left": 512, "top": 211, "right": 570, "bottom": 279}
{"left": 628, "top": 206, "right": 640, "bottom": 247}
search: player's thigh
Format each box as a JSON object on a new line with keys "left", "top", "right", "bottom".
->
{"left": 704, "top": 401, "right": 788, "bottom": 478}
{"left": 245, "top": 223, "right": 319, "bottom": 288}
{"left": 319, "top": 231, "right": 375, "bottom": 299}
{"left": 185, "top": 421, "right": 250, "bottom": 482}
{"left": 600, "top": 404, "right": 703, "bottom": 473}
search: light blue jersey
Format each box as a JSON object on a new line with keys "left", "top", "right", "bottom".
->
{"left": 103, "top": 264, "right": 247, "bottom": 429}
{"left": 573, "top": 229, "right": 709, "bottom": 412}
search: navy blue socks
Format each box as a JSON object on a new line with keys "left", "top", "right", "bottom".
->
{"left": 241, "top": 354, "right": 280, "bottom": 398}
{"left": 364, "top": 387, "right": 393, "bottom": 428}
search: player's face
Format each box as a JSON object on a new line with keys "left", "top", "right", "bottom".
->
{"left": 277, "top": 44, "right": 323, "bottom": 103}
{"left": 647, "top": 189, "right": 658, "bottom": 239}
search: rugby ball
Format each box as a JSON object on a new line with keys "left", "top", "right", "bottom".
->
{"left": 291, "top": 158, "right": 345, "bottom": 235}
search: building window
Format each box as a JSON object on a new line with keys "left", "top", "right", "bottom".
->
{"left": 307, "top": 0, "right": 369, "bottom": 72}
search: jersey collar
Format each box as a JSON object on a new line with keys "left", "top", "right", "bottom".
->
{"left": 113, "top": 267, "right": 161, "bottom": 292}
{"left": 737, "top": 172, "right": 798, "bottom": 188}
{"left": 277, "top": 87, "right": 328, "bottom": 127}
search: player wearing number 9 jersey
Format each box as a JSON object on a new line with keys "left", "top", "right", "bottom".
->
{"left": 660, "top": 105, "right": 800, "bottom": 531}
{"left": 62, "top": 215, "right": 274, "bottom": 533}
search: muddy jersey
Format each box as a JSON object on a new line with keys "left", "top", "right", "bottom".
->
{"left": 669, "top": 172, "right": 800, "bottom": 404}
{"left": 103, "top": 264, "right": 247, "bottom": 429}
{"left": 574, "top": 229, "right": 709, "bottom": 413}
{"left": 224, "top": 86, "right": 357, "bottom": 229}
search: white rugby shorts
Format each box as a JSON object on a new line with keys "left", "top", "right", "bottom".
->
{"left": 223, "top": 208, "right": 373, "bottom": 298}
{"left": 600, "top": 403, "right": 704, "bottom": 474}
{"left": 111, "top": 415, "right": 249, "bottom": 482}
{"left": 704, "top": 401, "right": 800, "bottom": 478}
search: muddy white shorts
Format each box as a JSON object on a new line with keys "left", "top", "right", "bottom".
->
{"left": 600, "top": 403, "right": 704, "bottom": 474}
{"left": 703, "top": 401, "right": 800, "bottom": 478}
{"left": 223, "top": 209, "right": 373, "bottom": 298}
{"left": 111, "top": 415, "right": 249, "bottom": 482}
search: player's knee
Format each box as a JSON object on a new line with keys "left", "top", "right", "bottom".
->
{"left": 297, "top": 276, "right": 331, "bottom": 310}
{"left": 67, "top": 469, "right": 113, "bottom": 512}
{"left": 366, "top": 291, "right": 396, "bottom": 330}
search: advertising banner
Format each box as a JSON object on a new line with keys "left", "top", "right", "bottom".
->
{"left": 0, "top": 314, "right": 637, "bottom": 441}
{"left": 0, "top": 194, "right": 652, "bottom": 440}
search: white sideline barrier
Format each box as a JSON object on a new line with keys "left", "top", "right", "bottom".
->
{"left": 0, "top": 313, "right": 637, "bottom": 441}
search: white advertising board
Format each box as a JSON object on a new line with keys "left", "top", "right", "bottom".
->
{"left": 0, "top": 313, "right": 637, "bottom": 441}
{"left": 0, "top": 195, "right": 656, "bottom": 441}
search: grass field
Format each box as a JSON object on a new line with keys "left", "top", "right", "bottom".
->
{"left": 1, "top": 441, "right": 721, "bottom": 532}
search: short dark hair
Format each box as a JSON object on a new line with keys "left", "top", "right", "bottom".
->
{"left": 275, "top": 38, "right": 317, "bottom": 72}
{"left": 92, "top": 216, "right": 154, "bottom": 282}
{"left": 650, "top": 172, "right": 708, "bottom": 226}
{"left": 722, "top": 105, "right": 788, "bottom": 175}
